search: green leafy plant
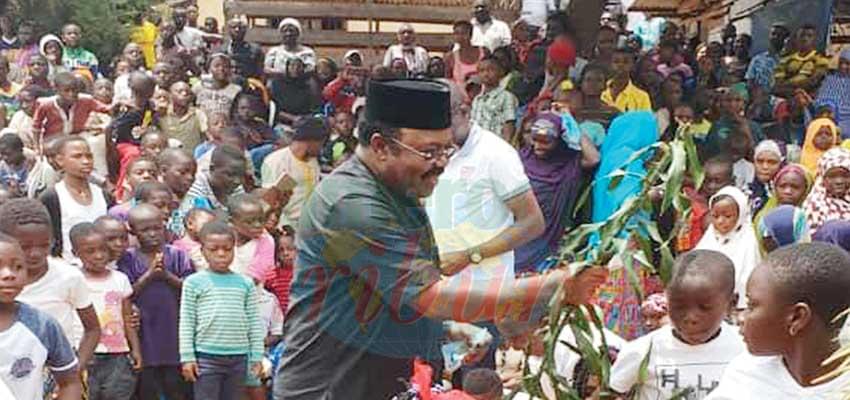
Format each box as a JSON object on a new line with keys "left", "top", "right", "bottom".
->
{"left": 509, "top": 122, "right": 703, "bottom": 399}
{"left": 7, "top": 0, "right": 151, "bottom": 67}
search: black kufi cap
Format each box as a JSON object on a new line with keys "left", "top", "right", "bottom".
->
{"left": 366, "top": 79, "right": 451, "bottom": 130}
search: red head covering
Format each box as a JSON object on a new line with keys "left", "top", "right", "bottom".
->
{"left": 546, "top": 37, "right": 577, "bottom": 69}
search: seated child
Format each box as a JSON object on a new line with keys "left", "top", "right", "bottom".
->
{"left": 678, "top": 156, "right": 734, "bottom": 252}
{"left": 228, "top": 193, "right": 275, "bottom": 279}
{"left": 319, "top": 109, "right": 357, "bottom": 172}
{"left": 82, "top": 78, "right": 114, "bottom": 178}
{"left": 757, "top": 205, "right": 811, "bottom": 253}
{"left": 158, "top": 81, "right": 208, "bottom": 153}
{"left": 264, "top": 225, "right": 295, "bottom": 314}
{"left": 233, "top": 93, "right": 276, "bottom": 171}
{"left": 70, "top": 223, "right": 141, "bottom": 400}
{"left": 800, "top": 117, "right": 840, "bottom": 174}
{"left": 610, "top": 250, "right": 746, "bottom": 399}
{"left": 31, "top": 71, "right": 110, "bottom": 145}
{"left": 0, "top": 233, "right": 83, "bottom": 399}
{"left": 179, "top": 220, "right": 264, "bottom": 400}
{"left": 4, "top": 84, "right": 41, "bottom": 154}
{"left": 193, "top": 111, "right": 229, "bottom": 159}
{"left": 706, "top": 243, "right": 850, "bottom": 399}
{"left": 696, "top": 186, "right": 761, "bottom": 309}
{"left": 172, "top": 207, "right": 217, "bottom": 271}
{"left": 0, "top": 133, "right": 32, "bottom": 196}
{"left": 94, "top": 215, "right": 130, "bottom": 268}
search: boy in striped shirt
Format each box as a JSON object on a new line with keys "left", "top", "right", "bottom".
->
{"left": 179, "top": 220, "right": 264, "bottom": 400}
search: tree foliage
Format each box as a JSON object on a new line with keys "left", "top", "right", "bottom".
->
{"left": 7, "top": 0, "right": 151, "bottom": 68}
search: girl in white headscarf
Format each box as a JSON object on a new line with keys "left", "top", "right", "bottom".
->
{"left": 696, "top": 185, "right": 762, "bottom": 309}
{"left": 39, "top": 34, "right": 68, "bottom": 80}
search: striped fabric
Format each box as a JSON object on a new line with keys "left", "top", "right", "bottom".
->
{"left": 179, "top": 270, "right": 265, "bottom": 363}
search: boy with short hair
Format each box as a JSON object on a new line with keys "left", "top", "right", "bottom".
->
{"left": 0, "top": 132, "right": 32, "bottom": 195}
{"left": 118, "top": 204, "right": 194, "bottom": 400}
{"left": 706, "top": 242, "right": 850, "bottom": 399}
{"left": 71, "top": 222, "right": 141, "bottom": 400}
{"left": 470, "top": 56, "right": 518, "bottom": 141}
{"left": 319, "top": 109, "right": 357, "bottom": 172}
{"left": 602, "top": 47, "right": 652, "bottom": 112}
{"left": 94, "top": 215, "right": 130, "bottom": 267}
{"left": 0, "top": 232, "right": 83, "bottom": 400}
{"left": 173, "top": 207, "right": 217, "bottom": 270}
{"left": 773, "top": 24, "right": 829, "bottom": 97}
{"left": 179, "top": 220, "right": 264, "bottom": 400}
{"left": 31, "top": 72, "right": 110, "bottom": 145}
{"left": 610, "top": 250, "right": 746, "bottom": 399}
{"left": 0, "top": 198, "right": 101, "bottom": 383}
{"left": 180, "top": 144, "right": 247, "bottom": 223}
{"left": 158, "top": 80, "right": 208, "bottom": 153}
{"left": 60, "top": 23, "right": 99, "bottom": 77}
{"left": 5, "top": 84, "right": 42, "bottom": 152}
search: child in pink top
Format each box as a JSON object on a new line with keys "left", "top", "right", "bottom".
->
{"left": 229, "top": 193, "right": 275, "bottom": 279}
{"left": 172, "top": 207, "right": 216, "bottom": 271}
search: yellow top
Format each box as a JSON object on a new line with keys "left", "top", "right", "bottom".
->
{"left": 129, "top": 21, "right": 159, "bottom": 69}
{"left": 601, "top": 80, "right": 652, "bottom": 112}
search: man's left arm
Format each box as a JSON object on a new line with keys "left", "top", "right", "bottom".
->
{"left": 441, "top": 189, "right": 544, "bottom": 275}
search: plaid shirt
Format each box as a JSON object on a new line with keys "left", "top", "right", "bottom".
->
{"left": 470, "top": 87, "right": 518, "bottom": 136}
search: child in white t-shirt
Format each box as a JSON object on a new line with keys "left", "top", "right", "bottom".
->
{"left": 71, "top": 222, "right": 142, "bottom": 400}
{"left": 610, "top": 250, "right": 745, "bottom": 400}
{"left": 0, "top": 232, "right": 82, "bottom": 399}
{"left": 707, "top": 243, "right": 850, "bottom": 400}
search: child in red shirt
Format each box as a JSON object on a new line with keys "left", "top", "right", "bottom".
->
{"left": 264, "top": 225, "right": 295, "bottom": 313}
{"left": 31, "top": 71, "right": 110, "bottom": 148}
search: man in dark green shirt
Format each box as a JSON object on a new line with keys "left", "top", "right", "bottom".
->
{"left": 274, "top": 80, "right": 607, "bottom": 399}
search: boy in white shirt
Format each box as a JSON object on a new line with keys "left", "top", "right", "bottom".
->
{"left": 707, "top": 243, "right": 850, "bottom": 400}
{"left": 610, "top": 250, "right": 745, "bottom": 400}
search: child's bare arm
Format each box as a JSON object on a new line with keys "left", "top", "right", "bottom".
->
{"left": 122, "top": 297, "right": 143, "bottom": 369}
{"left": 53, "top": 369, "right": 83, "bottom": 400}
{"left": 75, "top": 305, "right": 101, "bottom": 368}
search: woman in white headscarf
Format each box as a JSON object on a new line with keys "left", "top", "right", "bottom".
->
{"left": 264, "top": 18, "right": 316, "bottom": 75}
{"left": 696, "top": 186, "right": 762, "bottom": 309}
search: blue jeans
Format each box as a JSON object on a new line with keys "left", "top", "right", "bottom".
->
{"left": 87, "top": 353, "right": 137, "bottom": 400}
{"left": 194, "top": 353, "right": 247, "bottom": 400}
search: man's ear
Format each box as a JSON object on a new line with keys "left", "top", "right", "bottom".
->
{"left": 369, "top": 132, "right": 390, "bottom": 161}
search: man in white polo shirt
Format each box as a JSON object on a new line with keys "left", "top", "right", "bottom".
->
{"left": 471, "top": 0, "right": 512, "bottom": 52}
{"left": 425, "top": 79, "right": 544, "bottom": 292}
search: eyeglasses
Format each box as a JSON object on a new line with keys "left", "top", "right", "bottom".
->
{"left": 388, "top": 137, "right": 457, "bottom": 161}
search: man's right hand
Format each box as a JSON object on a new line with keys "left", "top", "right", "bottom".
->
{"left": 562, "top": 267, "right": 609, "bottom": 306}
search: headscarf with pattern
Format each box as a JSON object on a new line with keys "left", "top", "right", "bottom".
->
{"left": 803, "top": 147, "right": 850, "bottom": 233}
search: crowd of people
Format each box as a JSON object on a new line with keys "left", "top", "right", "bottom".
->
{"left": 0, "top": 0, "right": 850, "bottom": 399}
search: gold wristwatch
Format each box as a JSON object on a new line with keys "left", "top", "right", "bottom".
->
{"left": 468, "top": 247, "right": 483, "bottom": 264}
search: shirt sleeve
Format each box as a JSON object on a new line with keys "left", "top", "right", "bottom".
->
{"left": 41, "top": 315, "right": 79, "bottom": 375}
{"left": 178, "top": 276, "right": 198, "bottom": 363}
{"left": 608, "top": 336, "right": 650, "bottom": 394}
{"left": 69, "top": 269, "right": 93, "bottom": 310}
{"left": 500, "top": 92, "right": 518, "bottom": 124}
{"left": 118, "top": 272, "right": 134, "bottom": 298}
{"left": 488, "top": 143, "right": 531, "bottom": 201}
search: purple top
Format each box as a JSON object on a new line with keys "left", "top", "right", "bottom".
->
{"left": 117, "top": 245, "right": 194, "bottom": 367}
